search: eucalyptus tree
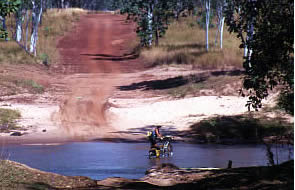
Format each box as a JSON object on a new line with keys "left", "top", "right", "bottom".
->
{"left": 15, "top": 0, "right": 31, "bottom": 43}
{"left": 225, "top": 0, "right": 294, "bottom": 113}
{"left": 120, "top": 0, "right": 172, "bottom": 47}
{"left": 214, "top": 0, "right": 225, "bottom": 49}
{"left": 29, "top": 0, "right": 43, "bottom": 56}
{"left": 205, "top": 0, "right": 210, "bottom": 51}
{"left": 170, "top": 0, "right": 195, "bottom": 20}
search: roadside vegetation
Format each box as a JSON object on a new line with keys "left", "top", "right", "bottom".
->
{"left": 165, "top": 73, "right": 242, "bottom": 98}
{"left": 0, "top": 8, "right": 85, "bottom": 96}
{"left": 0, "top": 8, "right": 85, "bottom": 66}
{"left": 0, "top": 160, "right": 96, "bottom": 189}
{"left": 188, "top": 114, "right": 293, "bottom": 144}
{"left": 0, "top": 76, "right": 44, "bottom": 96}
{"left": 0, "top": 108, "right": 21, "bottom": 133}
{"left": 141, "top": 16, "right": 243, "bottom": 70}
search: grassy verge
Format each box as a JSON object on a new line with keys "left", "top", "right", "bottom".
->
{"left": 0, "top": 8, "right": 86, "bottom": 65}
{"left": 141, "top": 16, "right": 243, "bottom": 69}
{"left": 187, "top": 114, "right": 293, "bottom": 144}
{"left": 0, "top": 108, "right": 21, "bottom": 133}
{"left": 0, "top": 76, "right": 45, "bottom": 96}
{"left": 165, "top": 74, "right": 242, "bottom": 98}
{"left": 0, "top": 160, "right": 96, "bottom": 189}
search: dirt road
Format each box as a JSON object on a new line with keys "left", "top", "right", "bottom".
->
{"left": 1, "top": 13, "right": 290, "bottom": 144}
{"left": 57, "top": 13, "right": 140, "bottom": 74}
{"left": 56, "top": 13, "right": 142, "bottom": 139}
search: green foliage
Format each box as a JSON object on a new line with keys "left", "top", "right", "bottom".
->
{"left": 0, "top": 0, "right": 21, "bottom": 39}
{"left": 225, "top": 0, "right": 294, "bottom": 111}
{"left": 0, "top": 0, "right": 21, "bottom": 17}
{"left": 190, "top": 115, "right": 293, "bottom": 143}
{"left": 278, "top": 91, "right": 294, "bottom": 115}
{"left": 39, "top": 53, "right": 50, "bottom": 65}
{"left": 119, "top": 0, "right": 194, "bottom": 47}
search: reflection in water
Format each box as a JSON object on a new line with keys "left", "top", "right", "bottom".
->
{"left": 2, "top": 142, "right": 293, "bottom": 180}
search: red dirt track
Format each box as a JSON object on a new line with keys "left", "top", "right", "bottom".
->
{"left": 58, "top": 13, "right": 140, "bottom": 74}
{"left": 56, "top": 13, "right": 143, "bottom": 138}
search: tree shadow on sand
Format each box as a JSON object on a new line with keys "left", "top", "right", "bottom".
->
{"left": 117, "top": 70, "right": 243, "bottom": 91}
{"left": 118, "top": 74, "right": 208, "bottom": 91}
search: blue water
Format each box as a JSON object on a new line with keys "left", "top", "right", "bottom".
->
{"left": 1, "top": 142, "right": 293, "bottom": 180}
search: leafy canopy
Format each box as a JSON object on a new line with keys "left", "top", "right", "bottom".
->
{"left": 0, "top": 0, "right": 21, "bottom": 39}
{"left": 225, "top": 0, "right": 294, "bottom": 113}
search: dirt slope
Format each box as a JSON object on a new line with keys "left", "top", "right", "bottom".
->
{"left": 55, "top": 13, "right": 144, "bottom": 139}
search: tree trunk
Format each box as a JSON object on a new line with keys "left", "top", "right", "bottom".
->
{"left": 244, "top": 19, "right": 254, "bottom": 67}
{"left": 147, "top": 4, "right": 154, "bottom": 47}
{"left": 25, "top": 10, "right": 30, "bottom": 50}
{"left": 15, "top": 9, "right": 23, "bottom": 42}
{"left": 220, "top": 17, "right": 225, "bottom": 49}
{"left": 205, "top": 0, "right": 210, "bottom": 51}
{"left": 2, "top": 17, "right": 8, "bottom": 41}
{"left": 30, "top": 0, "right": 43, "bottom": 56}
{"left": 155, "top": 22, "right": 159, "bottom": 47}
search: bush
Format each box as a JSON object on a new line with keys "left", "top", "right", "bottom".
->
{"left": 0, "top": 108, "right": 21, "bottom": 132}
{"left": 278, "top": 91, "right": 294, "bottom": 115}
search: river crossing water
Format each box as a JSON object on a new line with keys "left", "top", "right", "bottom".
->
{"left": 1, "top": 142, "right": 293, "bottom": 180}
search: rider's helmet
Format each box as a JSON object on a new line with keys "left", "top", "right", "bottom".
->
{"left": 156, "top": 125, "right": 162, "bottom": 129}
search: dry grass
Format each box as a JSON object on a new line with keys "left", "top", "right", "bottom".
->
{"left": 0, "top": 75, "right": 45, "bottom": 96}
{"left": 0, "top": 108, "right": 21, "bottom": 133}
{"left": 0, "top": 8, "right": 86, "bottom": 65}
{"left": 141, "top": 17, "right": 243, "bottom": 69}
{"left": 0, "top": 160, "right": 97, "bottom": 189}
{"left": 166, "top": 74, "right": 243, "bottom": 98}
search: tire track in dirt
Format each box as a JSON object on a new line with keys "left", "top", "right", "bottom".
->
{"left": 56, "top": 13, "right": 141, "bottom": 138}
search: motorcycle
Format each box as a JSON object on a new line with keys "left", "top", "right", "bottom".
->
{"left": 148, "top": 136, "right": 173, "bottom": 158}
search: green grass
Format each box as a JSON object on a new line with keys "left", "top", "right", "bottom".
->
{"left": 0, "top": 108, "right": 21, "bottom": 133}
{"left": 141, "top": 16, "right": 243, "bottom": 69}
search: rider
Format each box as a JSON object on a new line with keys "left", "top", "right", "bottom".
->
{"left": 150, "top": 125, "right": 163, "bottom": 150}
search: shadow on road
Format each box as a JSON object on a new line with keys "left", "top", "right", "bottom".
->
{"left": 117, "top": 75, "right": 208, "bottom": 91}
{"left": 80, "top": 53, "right": 139, "bottom": 61}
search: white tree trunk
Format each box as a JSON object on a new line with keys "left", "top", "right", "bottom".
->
{"left": 147, "top": 4, "right": 154, "bottom": 47}
{"left": 205, "top": 0, "right": 210, "bottom": 51}
{"left": 30, "top": 0, "right": 43, "bottom": 56}
{"left": 245, "top": 20, "right": 254, "bottom": 67}
{"left": 25, "top": 11, "right": 29, "bottom": 50}
{"left": 220, "top": 17, "right": 225, "bottom": 49}
{"left": 15, "top": 11, "right": 23, "bottom": 42}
